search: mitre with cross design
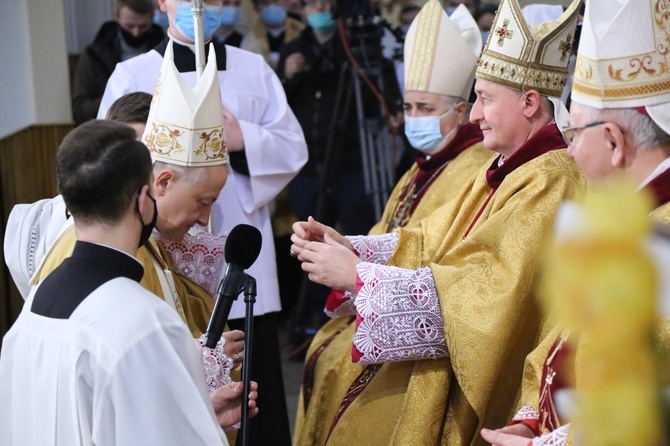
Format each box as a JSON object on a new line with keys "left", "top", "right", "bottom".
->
{"left": 475, "top": 0, "right": 582, "bottom": 98}
{"left": 572, "top": 0, "right": 670, "bottom": 135}
{"left": 141, "top": 40, "right": 229, "bottom": 167}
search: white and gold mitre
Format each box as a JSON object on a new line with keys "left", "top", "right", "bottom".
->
{"left": 404, "top": 2, "right": 482, "bottom": 100}
{"left": 475, "top": 0, "right": 581, "bottom": 97}
{"left": 572, "top": 0, "right": 670, "bottom": 134}
{"left": 142, "top": 40, "right": 228, "bottom": 167}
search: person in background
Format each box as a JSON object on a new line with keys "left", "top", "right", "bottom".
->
{"left": 277, "top": 0, "right": 402, "bottom": 346}
{"left": 242, "top": 0, "right": 304, "bottom": 69}
{"left": 105, "top": 91, "right": 153, "bottom": 137}
{"left": 474, "top": 3, "right": 496, "bottom": 48}
{"left": 72, "top": 0, "right": 164, "bottom": 126}
{"left": 215, "top": 0, "right": 245, "bottom": 47}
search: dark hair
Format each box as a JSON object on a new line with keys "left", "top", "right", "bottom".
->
{"left": 106, "top": 92, "right": 153, "bottom": 124}
{"left": 400, "top": 4, "right": 420, "bottom": 15}
{"left": 116, "top": 0, "right": 154, "bottom": 16}
{"left": 474, "top": 4, "right": 497, "bottom": 22}
{"left": 57, "top": 120, "right": 153, "bottom": 225}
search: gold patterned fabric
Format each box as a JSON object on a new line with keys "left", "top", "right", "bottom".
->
{"left": 369, "top": 142, "right": 491, "bottom": 235}
{"left": 295, "top": 133, "right": 585, "bottom": 445}
{"left": 33, "top": 227, "right": 214, "bottom": 338}
{"left": 293, "top": 141, "right": 492, "bottom": 446}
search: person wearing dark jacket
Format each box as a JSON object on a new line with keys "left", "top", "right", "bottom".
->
{"left": 72, "top": 0, "right": 164, "bottom": 126}
{"left": 276, "top": 0, "right": 402, "bottom": 346}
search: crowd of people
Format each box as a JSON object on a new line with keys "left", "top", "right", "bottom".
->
{"left": 2, "top": 0, "right": 670, "bottom": 445}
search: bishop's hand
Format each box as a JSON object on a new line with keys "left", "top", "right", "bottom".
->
{"left": 298, "top": 233, "right": 360, "bottom": 291}
{"left": 290, "top": 216, "right": 352, "bottom": 257}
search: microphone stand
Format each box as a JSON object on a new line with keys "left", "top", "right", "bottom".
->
{"left": 240, "top": 274, "right": 257, "bottom": 446}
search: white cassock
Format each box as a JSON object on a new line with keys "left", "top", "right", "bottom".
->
{"left": 0, "top": 268, "right": 228, "bottom": 445}
{"left": 98, "top": 43, "right": 308, "bottom": 319}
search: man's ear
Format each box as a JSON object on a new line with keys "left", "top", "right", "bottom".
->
{"left": 153, "top": 169, "right": 174, "bottom": 197}
{"left": 136, "top": 184, "right": 153, "bottom": 222}
{"left": 455, "top": 101, "right": 468, "bottom": 126}
{"left": 521, "top": 89, "right": 542, "bottom": 119}
{"left": 604, "top": 122, "right": 627, "bottom": 168}
{"left": 158, "top": 0, "right": 169, "bottom": 13}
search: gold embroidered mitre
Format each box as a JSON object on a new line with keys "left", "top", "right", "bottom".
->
{"left": 475, "top": 0, "right": 581, "bottom": 97}
{"left": 572, "top": 0, "right": 670, "bottom": 134}
{"left": 142, "top": 40, "right": 229, "bottom": 167}
{"left": 404, "top": 2, "right": 482, "bottom": 100}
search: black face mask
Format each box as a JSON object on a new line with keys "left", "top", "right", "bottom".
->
{"left": 137, "top": 191, "right": 158, "bottom": 248}
{"left": 120, "top": 27, "right": 151, "bottom": 48}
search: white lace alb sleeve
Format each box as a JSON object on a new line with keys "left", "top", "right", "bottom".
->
{"left": 346, "top": 232, "right": 399, "bottom": 264}
{"left": 513, "top": 405, "right": 540, "bottom": 423}
{"left": 193, "top": 335, "right": 234, "bottom": 393}
{"left": 531, "top": 424, "right": 569, "bottom": 446}
{"left": 352, "top": 262, "right": 448, "bottom": 364}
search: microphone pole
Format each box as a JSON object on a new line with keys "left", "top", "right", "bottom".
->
{"left": 241, "top": 274, "right": 257, "bottom": 446}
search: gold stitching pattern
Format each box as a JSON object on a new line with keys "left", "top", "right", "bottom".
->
{"left": 406, "top": 0, "right": 441, "bottom": 92}
{"left": 476, "top": 53, "right": 568, "bottom": 96}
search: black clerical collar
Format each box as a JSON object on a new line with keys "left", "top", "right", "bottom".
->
{"left": 153, "top": 36, "right": 227, "bottom": 72}
{"left": 31, "top": 241, "right": 144, "bottom": 319}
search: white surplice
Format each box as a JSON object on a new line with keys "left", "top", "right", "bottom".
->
{"left": 0, "top": 278, "right": 228, "bottom": 446}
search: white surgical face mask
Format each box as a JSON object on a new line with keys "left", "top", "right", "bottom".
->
{"left": 404, "top": 108, "right": 456, "bottom": 153}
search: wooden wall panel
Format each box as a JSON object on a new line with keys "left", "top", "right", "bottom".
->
{"left": 0, "top": 124, "right": 72, "bottom": 341}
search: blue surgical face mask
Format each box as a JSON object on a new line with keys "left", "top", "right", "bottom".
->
{"left": 220, "top": 6, "right": 242, "bottom": 27}
{"left": 404, "top": 108, "right": 456, "bottom": 153}
{"left": 153, "top": 9, "right": 170, "bottom": 29}
{"left": 260, "top": 4, "right": 287, "bottom": 27}
{"left": 307, "top": 11, "right": 336, "bottom": 35}
{"left": 174, "top": 2, "right": 222, "bottom": 41}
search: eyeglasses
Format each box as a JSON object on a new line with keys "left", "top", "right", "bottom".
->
{"left": 561, "top": 121, "right": 606, "bottom": 144}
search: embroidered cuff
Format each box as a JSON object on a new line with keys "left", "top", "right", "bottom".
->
{"left": 511, "top": 405, "right": 541, "bottom": 436}
{"left": 347, "top": 233, "right": 399, "bottom": 264}
{"left": 324, "top": 288, "right": 357, "bottom": 318}
{"left": 351, "top": 262, "right": 448, "bottom": 364}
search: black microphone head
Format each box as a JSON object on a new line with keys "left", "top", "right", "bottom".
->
{"left": 224, "top": 224, "right": 262, "bottom": 269}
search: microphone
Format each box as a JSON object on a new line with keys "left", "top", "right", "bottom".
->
{"left": 205, "top": 224, "right": 262, "bottom": 348}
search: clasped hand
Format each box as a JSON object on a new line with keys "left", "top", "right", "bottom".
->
{"left": 290, "top": 217, "right": 360, "bottom": 291}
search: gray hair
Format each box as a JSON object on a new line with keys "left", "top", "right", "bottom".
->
{"left": 443, "top": 94, "right": 471, "bottom": 113}
{"left": 153, "top": 161, "right": 227, "bottom": 185}
{"left": 588, "top": 107, "right": 670, "bottom": 152}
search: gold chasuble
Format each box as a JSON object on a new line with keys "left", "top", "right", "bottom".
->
{"left": 370, "top": 124, "right": 490, "bottom": 235}
{"left": 295, "top": 128, "right": 489, "bottom": 446}
{"left": 33, "top": 226, "right": 214, "bottom": 338}
{"left": 295, "top": 125, "right": 584, "bottom": 446}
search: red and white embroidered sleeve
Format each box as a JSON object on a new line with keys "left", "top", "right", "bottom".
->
{"left": 511, "top": 405, "right": 541, "bottom": 435}
{"left": 351, "top": 262, "right": 448, "bottom": 364}
{"left": 346, "top": 232, "right": 399, "bottom": 264}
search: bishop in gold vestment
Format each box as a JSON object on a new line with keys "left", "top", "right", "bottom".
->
{"left": 292, "top": 1, "right": 584, "bottom": 444}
